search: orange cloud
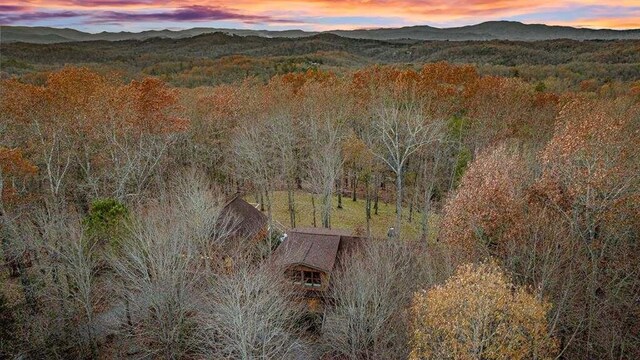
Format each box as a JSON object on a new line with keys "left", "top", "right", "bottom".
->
{"left": 1, "top": 0, "right": 638, "bottom": 30}
{"left": 549, "top": 17, "right": 640, "bottom": 29}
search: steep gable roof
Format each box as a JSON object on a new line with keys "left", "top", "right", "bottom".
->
{"left": 220, "top": 194, "right": 267, "bottom": 239}
{"left": 271, "top": 228, "right": 362, "bottom": 273}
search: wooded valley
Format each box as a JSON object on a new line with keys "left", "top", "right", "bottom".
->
{"left": 3, "top": 34, "right": 640, "bottom": 88}
{"left": 0, "top": 36, "right": 639, "bottom": 359}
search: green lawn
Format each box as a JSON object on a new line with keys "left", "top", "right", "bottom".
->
{"left": 247, "top": 190, "right": 439, "bottom": 240}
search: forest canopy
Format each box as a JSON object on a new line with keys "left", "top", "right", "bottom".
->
{"left": 0, "top": 45, "right": 638, "bottom": 359}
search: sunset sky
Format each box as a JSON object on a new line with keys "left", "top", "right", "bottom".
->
{"left": 1, "top": 1, "right": 639, "bottom": 32}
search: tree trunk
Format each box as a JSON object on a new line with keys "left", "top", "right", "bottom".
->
{"left": 1, "top": 205, "right": 36, "bottom": 311}
{"left": 421, "top": 185, "right": 433, "bottom": 242}
{"left": 0, "top": 198, "right": 18, "bottom": 277}
{"left": 17, "top": 260, "right": 37, "bottom": 314}
{"left": 408, "top": 200, "right": 413, "bottom": 223}
{"left": 287, "top": 185, "right": 296, "bottom": 228}
{"left": 352, "top": 168, "right": 358, "bottom": 202}
{"left": 374, "top": 174, "right": 379, "bottom": 216}
{"left": 125, "top": 297, "right": 133, "bottom": 330}
{"left": 311, "top": 195, "right": 317, "bottom": 228}
{"left": 422, "top": 150, "right": 441, "bottom": 242}
{"left": 1, "top": 232, "right": 19, "bottom": 277}
{"left": 264, "top": 190, "right": 274, "bottom": 251}
{"left": 337, "top": 179, "right": 343, "bottom": 210}
{"left": 395, "top": 172, "right": 403, "bottom": 237}
{"left": 365, "top": 176, "right": 371, "bottom": 237}
{"left": 449, "top": 125, "right": 465, "bottom": 191}
{"left": 322, "top": 192, "right": 331, "bottom": 229}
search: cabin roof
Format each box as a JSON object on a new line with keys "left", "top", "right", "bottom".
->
{"left": 220, "top": 194, "right": 267, "bottom": 239}
{"left": 271, "top": 228, "right": 364, "bottom": 273}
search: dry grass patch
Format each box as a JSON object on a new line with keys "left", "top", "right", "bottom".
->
{"left": 246, "top": 190, "right": 439, "bottom": 240}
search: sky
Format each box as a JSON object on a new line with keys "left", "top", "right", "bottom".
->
{"left": 1, "top": 1, "right": 639, "bottom": 32}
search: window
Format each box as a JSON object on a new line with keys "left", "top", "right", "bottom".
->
{"left": 287, "top": 269, "right": 303, "bottom": 285}
{"left": 287, "top": 269, "right": 322, "bottom": 288}
{"left": 304, "top": 271, "right": 322, "bottom": 287}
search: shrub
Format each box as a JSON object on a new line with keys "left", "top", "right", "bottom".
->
{"left": 83, "top": 198, "right": 129, "bottom": 249}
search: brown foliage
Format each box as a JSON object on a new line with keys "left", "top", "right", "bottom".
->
{"left": 0, "top": 67, "right": 188, "bottom": 200}
{"left": 0, "top": 147, "right": 37, "bottom": 205}
{"left": 440, "top": 144, "right": 530, "bottom": 260}
{"left": 410, "top": 262, "right": 558, "bottom": 360}
{"left": 441, "top": 95, "right": 640, "bottom": 358}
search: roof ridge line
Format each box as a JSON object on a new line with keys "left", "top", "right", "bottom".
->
{"left": 221, "top": 193, "right": 239, "bottom": 209}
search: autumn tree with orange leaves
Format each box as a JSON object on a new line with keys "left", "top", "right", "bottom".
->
{"left": 531, "top": 97, "right": 640, "bottom": 358}
{"left": 0, "top": 68, "right": 187, "bottom": 205}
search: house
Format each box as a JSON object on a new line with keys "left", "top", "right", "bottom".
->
{"left": 270, "top": 227, "right": 365, "bottom": 302}
{"left": 220, "top": 194, "right": 268, "bottom": 242}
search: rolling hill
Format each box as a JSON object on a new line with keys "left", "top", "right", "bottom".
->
{"left": 3, "top": 29, "right": 639, "bottom": 88}
{"left": 2, "top": 21, "right": 640, "bottom": 44}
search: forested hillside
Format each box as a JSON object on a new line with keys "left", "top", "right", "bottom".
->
{"left": 0, "top": 46, "right": 638, "bottom": 358}
{"left": 2, "top": 34, "right": 640, "bottom": 87}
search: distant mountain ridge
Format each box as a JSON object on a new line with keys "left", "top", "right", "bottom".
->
{"left": 2, "top": 21, "right": 640, "bottom": 44}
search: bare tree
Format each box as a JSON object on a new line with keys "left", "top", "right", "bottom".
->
{"left": 306, "top": 118, "right": 344, "bottom": 229}
{"left": 51, "top": 220, "right": 100, "bottom": 357}
{"left": 109, "top": 170, "right": 247, "bottom": 358}
{"left": 367, "top": 97, "right": 443, "bottom": 237}
{"left": 322, "top": 240, "right": 444, "bottom": 359}
{"left": 31, "top": 117, "right": 74, "bottom": 201}
{"left": 111, "top": 203, "right": 205, "bottom": 358}
{"left": 106, "top": 130, "right": 181, "bottom": 201}
{"left": 418, "top": 145, "right": 445, "bottom": 242}
{"left": 12, "top": 207, "right": 102, "bottom": 358}
{"left": 173, "top": 170, "right": 240, "bottom": 271}
{"left": 302, "top": 82, "right": 350, "bottom": 229}
{"left": 201, "top": 263, "right": 308, "bottom": 359}
{"left": 233, "top": 118, "right": 278, "bottom": 240}
{"left": 268, "top": 112, "right": 299, "bottom": 228}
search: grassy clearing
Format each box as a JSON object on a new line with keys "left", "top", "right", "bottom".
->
{"left": 247, "top": 190, "right": 439, "bottom": 240}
